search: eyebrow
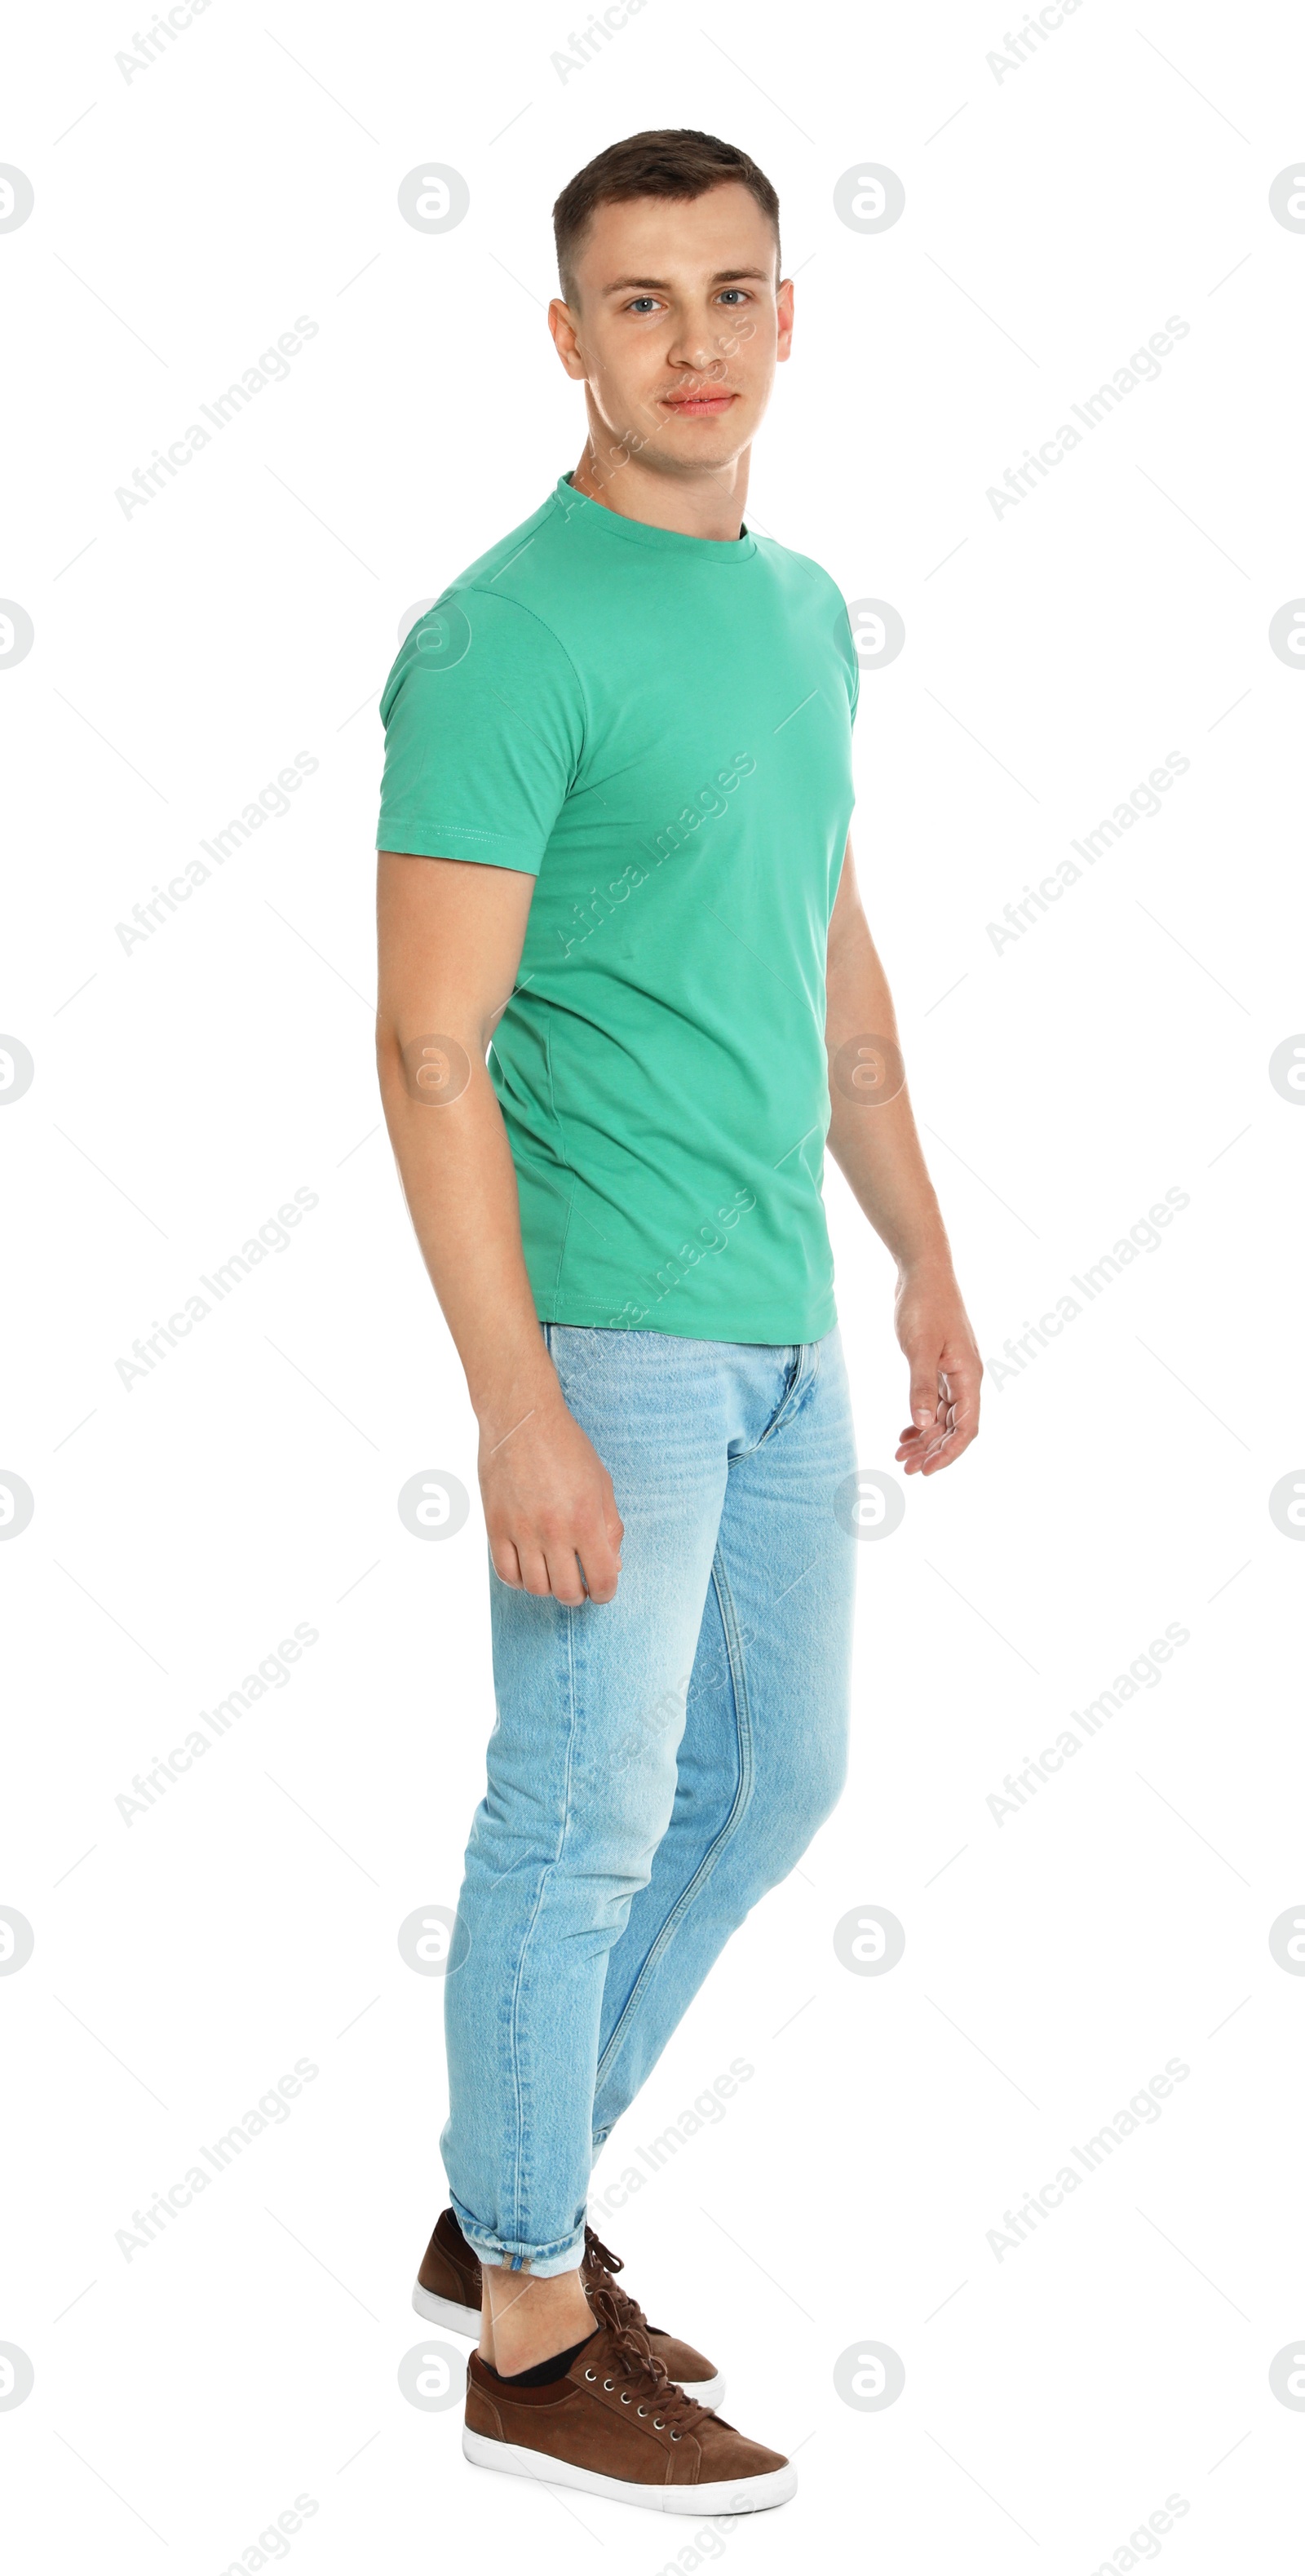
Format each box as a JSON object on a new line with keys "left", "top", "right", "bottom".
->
{"left": 601, "top": 268, "right": 772, "bottom": 295}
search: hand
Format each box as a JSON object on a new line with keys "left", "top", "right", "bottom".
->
{"left": 480, "top": 1392, "right": 624, "bottom": 1603}
{"left": 892, "top": 1262, "right": 982, "bottom": 1476}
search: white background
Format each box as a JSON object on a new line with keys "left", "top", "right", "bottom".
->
{"left": 3, "top": 1, "right": 1304, "bottom": 2568}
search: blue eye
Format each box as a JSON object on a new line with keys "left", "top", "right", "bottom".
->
{"left": 628, "top": 298, "right": 657, "bottom": 314}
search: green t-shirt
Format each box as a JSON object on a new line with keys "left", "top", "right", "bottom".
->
{"left": 377, "top": 472, "right": 858, "bottom": 1342}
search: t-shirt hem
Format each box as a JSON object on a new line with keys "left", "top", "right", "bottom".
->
{"left": 535, "top": 1297, "right": 838, "bottom": 1345}
{"left": 377, "top": 817, "right": 543, "bottom": 874}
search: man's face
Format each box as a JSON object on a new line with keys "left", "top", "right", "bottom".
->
{"left": 551, "top": 181, "right": 792, "bottom": 476}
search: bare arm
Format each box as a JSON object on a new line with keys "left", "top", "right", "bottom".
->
{"left": 375, "top": 851, "right": 624, "bottom": 1599}
{"left": 825, "top": 838, "right": 982, "bottom": 1474}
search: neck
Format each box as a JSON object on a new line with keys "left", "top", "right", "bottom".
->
{"left": 569, "top": 430, "right": 750, "bottom": 542}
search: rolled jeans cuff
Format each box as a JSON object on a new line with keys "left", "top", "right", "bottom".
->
{"left": 449, "top": 2193, "right": 586, "bottom": 2277}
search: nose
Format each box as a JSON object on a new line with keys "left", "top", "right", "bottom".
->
{"left": 668, "top": 334, "right": 725, "bottom": 379}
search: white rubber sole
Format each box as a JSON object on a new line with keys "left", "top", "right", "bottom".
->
{"left": 412, "top": 2283, "right": 480, "bottom": 2336}
{"left": 462, "top": 2427, "right": 796, "bottom": 2514}
{"left": 412, "top": 2280, "right": 726, "bottom": 2410}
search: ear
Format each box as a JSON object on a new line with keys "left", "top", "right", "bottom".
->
{"left": 547, "top": 296, "right": 588, "bottom": 380}
{"left": 776, "top": 274, "right": 795, "bottom": 363}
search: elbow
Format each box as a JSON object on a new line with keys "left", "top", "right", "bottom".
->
{"left": 377, "top": 1018, "right": 477, "bottom": 1111}
{"left": 375, "top": 1013, "right": 406, "bottom": 1106}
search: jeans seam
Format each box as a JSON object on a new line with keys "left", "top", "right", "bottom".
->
{"left": 592, "top": 1543, "right": 755, "bottom": 2099}
{"left": 505, "top": 1597, "right": 579, "bottom": 2252}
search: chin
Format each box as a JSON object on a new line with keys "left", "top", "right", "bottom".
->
{"left": 663, "top": 424, "right": 750, "bottom": 463}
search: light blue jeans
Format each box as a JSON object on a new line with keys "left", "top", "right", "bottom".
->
{"left": 442, "top": 1324, "right": 857, "bottom": 2273}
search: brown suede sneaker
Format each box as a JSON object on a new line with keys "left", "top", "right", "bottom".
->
{"left": 462, "top": 2289, "right": 794, "bottom": 2514}
{"left": 414, "top": 2208, "right": 725, "bottom": 2409}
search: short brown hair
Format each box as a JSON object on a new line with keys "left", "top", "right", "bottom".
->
{"left": 553, "top": 128, "right": 781, "bottom": 303}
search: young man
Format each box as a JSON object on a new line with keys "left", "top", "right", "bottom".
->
{"left": 375, "top": 129, "right": 981, "bottom": 2514}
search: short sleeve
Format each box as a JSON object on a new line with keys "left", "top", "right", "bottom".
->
{"left": 835, "top": 593, "right": 860, "bottom": 727}
{"left": 376, "top": 588, "right": 586, "bottom": 874}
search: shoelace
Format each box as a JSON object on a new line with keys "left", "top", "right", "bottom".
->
{"left": 584, "top": 2224, "right": 672, "bottom": 2339}
{"left": 583, "top": 2224, "right": 652, "bottom": 2334}
{"left": 584, "top": 2224, "right": 626, "bottom": 2279}
{"left": 584, "top": 2286, "right": 706, "bottom": 2439}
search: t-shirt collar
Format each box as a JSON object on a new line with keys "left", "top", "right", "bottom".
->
{"left": 553, "top": 471, "right": 756, "bottom": 561}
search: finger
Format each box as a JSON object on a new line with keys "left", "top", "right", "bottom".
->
{"left": 919, "top": 1427, "right": 961, "bottom": 1472}
{"left": 577, "top": 1560, "right": 619, "bottom": 1604}
{"left": 900, "top": 1405, "right": 957, "bottom": 1472}
{"left": 542, "top": 1540, "right": 587, "bottom": 1606}
{"left": 489, "top": 1538, "right": 524, "bottom": 1588}
{"left": 895, "top": 1421, "right": 934, "bottom": 1463}
{"left": 931, "top": 1361, "right": 980, "bottom": 1454}
{"left": 577, "top": 1520, "right": 622, "bottom": 1604}
{"left": 920, "top": 1401, "right": 978, "bottom": 1472}
{"left": 516, "top": 1547, "right": 555, "bottom": 1598}
{"left": 906, "top": 1356, "right": 941, "bottom": 1433}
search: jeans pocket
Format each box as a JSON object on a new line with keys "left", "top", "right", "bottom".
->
{"left": 785, "top": 1342, "right": 817, "bottom": 1398}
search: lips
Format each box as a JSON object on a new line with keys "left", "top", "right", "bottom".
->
{"left": 661, "top": 391, "right": 737, "bottom": 414}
